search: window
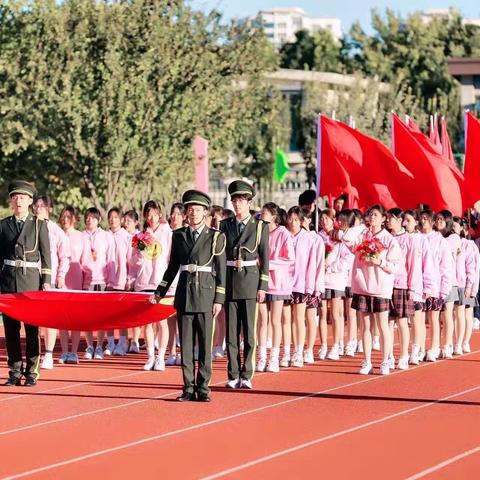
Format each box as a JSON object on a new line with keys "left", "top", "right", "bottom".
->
{"left": 473, "top": 75, "right": 480, "bottom": 89}
{"left": 263, "top": 22, "right": 274, "bottom": 28}
{"left": 277, "top": 22, "right": 287, "bottom": 30}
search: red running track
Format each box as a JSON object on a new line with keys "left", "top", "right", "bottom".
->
{"left": 0, "top": 331, "right": 479, "bottom": 479}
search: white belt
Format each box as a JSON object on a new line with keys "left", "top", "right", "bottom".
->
{"left": 180, "top": 264, "right": 212, "bottom": 273}
{"left": 227, "top": 260, "right": 257, "bottom": 268}
{"left": 4, "top": 259, "right": 40, "bottom": 269}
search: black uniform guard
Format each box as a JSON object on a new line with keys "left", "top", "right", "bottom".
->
{"left": 0, "top": 180, "right": 51, "bottom": 386}
{"left": 154, "top": 190, "right": 226, "bottom": 402}
{"left": 220, "top": 180, "right": 269, "bottom": 389}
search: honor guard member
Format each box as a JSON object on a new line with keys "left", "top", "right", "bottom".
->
{"left": 152, "top": 190, "right": 226, "bottom": 402}
{"left": 220, "top": 180, "right": 269, "bottom": 389}
{"left": 0, "top": 181, "right": 51, "bottom": 386}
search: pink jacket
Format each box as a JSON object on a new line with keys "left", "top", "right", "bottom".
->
{"left": 267, "top": 226, "right": 295, "bottom": 295}
{"left": 342, "top": 226, "right": 402, "bottom": 299}
{"left": 469, "top": 240, "right": 480, "bottom": 296}
{"left": 65, "top": 229, "right": 89, "bottom": 290}
{"left": 127, "top": 224, "right": 172, "bottom": 292}
{"left": 47, "top": 220, "right": 70, "bottom": 285}
{"left": 319, "top": 230, "right": 349, "bottom": 291}
{"left": 110, "top": 228, "right": 130, "bottom": 290}
{"left": 82, "top": 228, "right": 116, "bottom": 289}
{"left": 446, "top": 233, "right": 462, "bottom": 287}
{"left": 311, "top": 232, "right": 325, "bottom": 295}
{"left": 462, "top": 239, "right": 478, "bottom": 291}
{"left": 290, "top": 228, "right": 316, "bottom": 295}
{"left": 424, "top": 231, "right": 453, "bottom": 299}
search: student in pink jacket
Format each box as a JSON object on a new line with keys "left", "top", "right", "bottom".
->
{"left": 402, "top": 210, "right": 435, "bottom": 365}
{"left": 126, "top": 200, "right": 172, "bottom": 371}
{"left": 104, "top": 208, "right": 131, "bottom": 356}
{"left": 82, "top": 207, "right": 116, "bottom": 360}
{"left": 257, "top": 203, "right": 295, "bottom": 373}
{"left": 33, "top": 196, "right": 71, "bottom": 370}
{"left": 341, "top": 205, "right": 402, "bottom": 376}
{"left": 435, "top": 210, "right": 460, "bottom": 359}
{"left": 285, "top": 206, "right": 316, "bottom": 368}
{"left": 59, "top": 206, "right": 90, "bottom": 364}
{"left": 318, "top": 209, "right": 348, "bottom": 361}
{"left": 420, "top": 210, "right": 453, "bottom": 362}
{"left": 303, "top": 210, "right": 325, "bottom": 364}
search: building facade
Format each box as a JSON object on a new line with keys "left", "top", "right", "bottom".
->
{"left": 447, "top": 58, "right": 480, "bottom": 112}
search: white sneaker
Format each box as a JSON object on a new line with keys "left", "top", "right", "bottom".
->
{"left": 104, "top": 342, "right": 115, "bottom": 356}
{"left": 240, "top": 379, "right": 253, "bottom": 389}
{"left": 303, "top": 349, "right": 315, "bottom": 364}
{"left": 84, "top": 346, "right": 94, "bottom": 360}
{"left": 41, "top": 354, "right": 54, "bottom": 370}
{"left": 318, "top": 345, "right": 328, "bottom": 360}
{"left": 453, "top": 344, "right": 463, "bottom": 356}
{"left": 345, "top": 340, "right": 357, "bottom": 357}
{"left": 291, "top": 352, "right": 304, "bottom": 368}
{"left": 357, "top": 340, "right": 364, "bottom": 353}
{"left": 359, "top": 361, "right": 373, "bottom": 375}
{"left": 380, "top": 361, "right": 390, "bottom": 375}
{"left": 225, "top": 378, "right": 240, "bottom": 389}
{"left": 441, "top": 346, "right": 453, "bottom": 359}
{"left": 58, "top": 352, "right": 69, "bottom": 364}
{"left": 372, "top": 337, "right": 381, "bottom": 351}
{"left": 418, "top": 350, "right": 426, "bottom": 362}
{"left": 129, "top": 341, "right": 140, "bottom": 353}
{"left": 426, "top": 349, "right": 437, "bottom": 362}
{"left": 462, "top": 342, "right": 471, "bottom": 353}
{"left": 397, "top": 356, "right": 409, "bottom": 370}
{"left": 327, "top": 344, "right": 340, "bottom": 361}
{"left": 473, "top": 318, "right": 480, "bottom": 330}
{"left": 166, "top": 354, "right": 177, "bottom": 366}
{"left": 256, "top": 358, "right": 267, "bottom": 372}
{"left": 339, "top": 343, "right": 344, "bottom": 356}
{"left": 94, "top": 346, "right": 104, "bottom": 360}
{"left": 213, "top": 346, "right": 224, "bottom": 359}
{"left": 410, "top": 344, "right": 420, "bottom": 365}
{"left": 388, "top": 356, "right": 395, "bottom": 370}
{"left": 144, "top": 357, "right": 155, "bottom": 370}
{"left": 67, "top": 352, "right": 79, "bottom": 364}
{"left": 267, "top": 358, "right": 280, "bottom": 372}
{"left": 280, "top": 355, "right": 290, "bottom": 368}
{"left": 153, "top": 356, "right": 165, "bottom": 371}
{"left": 175, "top": 354, "right": 182, "bottom": 366}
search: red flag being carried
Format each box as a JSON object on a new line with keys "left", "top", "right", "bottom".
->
{"left": 429, "top": 114, "right": 443, "bottom": 154}
{"left": 318, "top": 115, "right": 415, "bottom": 210}
{"left": 392, "top": 113, "right": 464, "bottom": 215}
{"left": 464, "top": 112, "right": 480, "bottom": 206}
{"left": 440, "top": 116, "right": 456, "bottom": 167}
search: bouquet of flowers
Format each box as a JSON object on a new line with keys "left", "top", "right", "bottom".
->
{"left": 354, "top": 235, "right": 385, "bottom": 262}
{"left": 132, "top": 231, "right": 161, "bottom": 260}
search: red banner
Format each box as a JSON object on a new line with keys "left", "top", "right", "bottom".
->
{"left": 0, "top": 291, "right": 175, "bottom": 331}
{"left": 465, "top": 112, "right": 480, "bottom": 206}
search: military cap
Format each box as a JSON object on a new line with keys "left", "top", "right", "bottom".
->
{"left": 8, "top": 180, "right": 37, "bottom": 198}
{"left": 182, "top": 189, "right": 211, "bottom": 209}
{"left": 228, "top": 180, "right": 255, "bottom": 198}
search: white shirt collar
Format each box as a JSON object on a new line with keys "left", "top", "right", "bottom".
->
{"left": 14, "top": 213, "right": 29, "bottom": 222}
{"left": 236, "top": 215, "right": 251, "bottom": 226}
{"left": 190, "top": 224, "right": 206, "bottom": 235}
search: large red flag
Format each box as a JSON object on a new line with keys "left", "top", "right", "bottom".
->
{"left": 319, "top": 115, "right": 415, "bottom": 209}
{"left": 392, "top": 113, "right": 463, "bottom": 215}
{"left": 429, "top": 114, "right": 443, "bottom": 154}
{"left": 464, "top": 112, "right": 480, "bottom": 205}
{"left": 440, "top": 116, "right": 455, "bottom": 167}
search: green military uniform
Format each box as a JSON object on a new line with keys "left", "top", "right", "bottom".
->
{"left": 220, "top": 181, "right": 269, "bottom": 384}
{"left": 0, "top": 181, "right": 51, "bottom": 385}
{"left": 155, "top": 190, "right": 226, "bottom": 399}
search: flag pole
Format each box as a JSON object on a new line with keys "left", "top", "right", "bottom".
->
{"left": 391, "top": 111, "right": 396, "bottom": 155}
{"left": 316, "top": 113, "right": 322, "bottom": 232}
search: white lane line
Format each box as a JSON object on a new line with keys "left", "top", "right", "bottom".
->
{"left": 404, "top": 445, "right": 480, "bottom": 480}
{"left": 4, "top": 350, "right": 478, "bottom": 480}
{"left": 200, "top": 385, "right": 480, "bottom": 480}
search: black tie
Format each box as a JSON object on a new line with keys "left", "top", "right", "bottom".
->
{"left": 192, "top": 230, "right": 200, "bottom": 243}
{"left": 17, "top": 220, "right": 24, "bottom": 234}
{"left": 238, "top": 222, "right": 245, "bottom": 236}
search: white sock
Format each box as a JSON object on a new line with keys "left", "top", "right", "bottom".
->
{"left": 283, "top": 346, "right": 291, "bottom": 357}
{"left": 259, "top": 346, "right": 267, "bottom": 359}
{"left": 296, "top": 346, "right": 304, "bottom": 354}
{"left": 147, "top": 346, "right": 155, "bottom": 358}
{"left": 119, "top": 335, "right": 127, "bottom": 344}
{"left": 158, "top": 347, "right": 166, "bottom": 359}
{"left": 107, "top": 336, "right": 115, "bottom": 344}
{"left": 271, "top": 347, "right": 280, "bottom": 359}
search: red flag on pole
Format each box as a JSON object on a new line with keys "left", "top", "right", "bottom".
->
{"left": 464, "top": 112, "right": 480, "bottom": 206}
{"left": 319, "top": 115, "right": 415, "bottom": 209}
{"left": 193, "top": 135, "right": 209, "bottom": 193}
{"left": 440, "top": 116, "right": 456, "bottom": 167}
{"left": 391, "top": 113, "right": 464, "bottom": 215}
{"left": 429, "top": 114, "right": 443, "bottom": 154}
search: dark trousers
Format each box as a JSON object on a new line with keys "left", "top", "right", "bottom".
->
{"left": 178, "top": 311, "right": 214, "bottom": 395}
{"left": 226, "top": 299, "right": 258, "bottom": 381}
{"left": 3, "top": 315, "right": 40, "bottom": 379}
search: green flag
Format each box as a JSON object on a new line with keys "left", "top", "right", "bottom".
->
{"left": 273, "top": 148, "right": 290, "bottom": 183}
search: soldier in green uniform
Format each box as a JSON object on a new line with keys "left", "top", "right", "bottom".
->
{"left": 151, "top": 190, "right": 226, "bottom": 402}
{"left": 0, "top": 180, "right": 51, "bottom": 386}
{"left": 220, "top": 180, "right": 269, "bottom": 389}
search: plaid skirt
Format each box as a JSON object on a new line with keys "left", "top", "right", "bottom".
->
{"left": 322, "top": 289, "right": 345, "bottom": 300}
{"left": 423, "top": 297, "right": 444, "bottom": 312}
{"left": 390, "top": 288, "right": 414, "bottom": 318}
{"left": 444, "top": 287, "right": 459, "bottom": 304}
{"left": 352, "top": 294, "right": 391, "bottom": 313}
{"left": 306, "top": 294, "right": 321, "bottom": 309}
{"left": 266, "top": 293, "right": 292, "bottom": 303}
{"left": 285, "top": 292, "right": 310, "bottom": 306}
{"left": 455, "top": 287, "right": 466, "bottom": 306}
{"left": 344, "top": 287, "right": 353, "bottom": 299}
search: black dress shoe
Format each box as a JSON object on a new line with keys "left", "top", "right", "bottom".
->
{"left": 4, "top": 377, "right": 22, "bottom": 386}
{"left": 176, "top": 392, "right": 196, "bottom": 402}
{"left": 24, "top": 376, "right": 37, "bottom": 387}
{"left": 197, "top": 393, "right": 211, "bottom": 402}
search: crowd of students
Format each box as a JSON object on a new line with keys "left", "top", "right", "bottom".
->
{"left": 33, "top": 190, "right": 480, "bottom": 377}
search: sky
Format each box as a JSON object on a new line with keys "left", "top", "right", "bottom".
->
{"left": 191, "top": 0, "right": 480, "bottom": 34}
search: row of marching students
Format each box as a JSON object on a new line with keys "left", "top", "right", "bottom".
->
{"left": 256, "top": 202, "right": 480, "bottom": 376}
